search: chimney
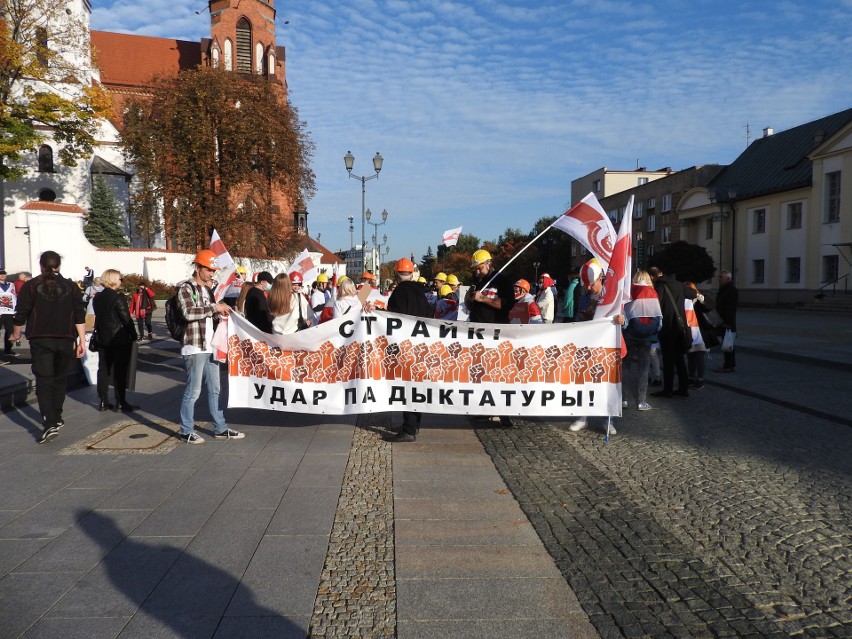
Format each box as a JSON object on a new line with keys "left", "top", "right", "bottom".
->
{"left": 763, "top": 127, "right": 774, "bottom": 138}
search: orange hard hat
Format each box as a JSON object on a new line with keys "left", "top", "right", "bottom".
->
{"left": 361, "top": 272, "right": 376, "bottom": 280}
{"left": 514, "top": 279, "right": 531, "bottom": 293}
{"left": 395, "top": 258, "right": 415, "bottom": 273}
{"left": 194, "top": 249, "right": 220, "bottom": 270}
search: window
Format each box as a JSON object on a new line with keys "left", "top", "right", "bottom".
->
{"left": 255, "top": 42, "right": 264, "bottom": 74}
{"left": 224, "top": 39, "right": 233, "bottom": 70}
{"left": 705, "top": 219, "right": 714, "bottom": 240}
{"left": 752, "top": 259, "right": 765, "bottom": 284}
{"left": 647, "top": 197, "right": 656, "bottom": 209}
{"left": 38, "top": 188, "right": 56, "bottom": 202}
{"left": 593, "top": 179, "right": 601, "bottom": 192}
{"left": 268, "top": 52, "right": 275, "bottom": 75}
{"left": 236, "top": 18, "right": 252, "bottom": 74}
{"left": 786, "top": 202, "right": 802, "bottom": 229}
{"left": 785, "top": 257, "right": 801, "bottom": 283}
{"left": 661, "top": 226, "right": 672, "bottom": 243}
{"left": 633, "top": 201, "right": 644, "bottom": 219}
{"left": 647, "top": 214, "right": 656, "bottom": 232}
{"left": 822, "top": 255, "right": 839, "bottom": 283}
{"left": 825, "top": 171, "right": 840, "bottom": 223}
{"left": 753, "top": 208, "right": 766, "bottom": 234}
{"left": 638, "top": 177, "right": 648, "bottom": 185}
{"left": 661, "top": 193, "right": 672, "bottom": 212}
{"left": 37, "top": 145, "right": 54, "bottom": 172}
{"left": 212, "top": 47, "right": 220, "bottom": 67}
{"left": 608, "top": 209, "right": 618, "bottom": 223}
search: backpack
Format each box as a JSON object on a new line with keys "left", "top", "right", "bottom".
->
{"left": 165, "top": 281, "right": 196, "bottom": 342}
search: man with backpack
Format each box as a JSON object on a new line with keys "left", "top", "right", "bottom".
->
{"left": 175, "top": 250, "right": 244, "bottom": 444}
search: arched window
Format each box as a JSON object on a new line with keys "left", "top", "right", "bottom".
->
{"left": 236, "top": 18, "right": 252, "bottom": 74}
{"left": 38, "top": 189, "right": 57, "bottom": 202}
{"left": 224, "top": 39, "right": 233, "bottom": 71}
{"left": 268, "top": 51, "right": 276, "bottom": 76}
{"left": 212, "top": 47, "right": 220, "bottom": 68}
{"left": 255, "top": 42, "right": 264, "bottom": 74}
{"left": 38, "top": 145, "right": 54, "bottom": 172}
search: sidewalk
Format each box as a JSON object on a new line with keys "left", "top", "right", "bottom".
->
{"left": 0, "top": 307, "right": 849, "bottom": 638}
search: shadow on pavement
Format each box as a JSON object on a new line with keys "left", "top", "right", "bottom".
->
{"left": 77, "top": 511, "right": 306, "bottom": 638}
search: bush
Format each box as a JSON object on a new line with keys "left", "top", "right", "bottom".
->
{"left": 118, "top": 274, "right": 175, "bottom": 299}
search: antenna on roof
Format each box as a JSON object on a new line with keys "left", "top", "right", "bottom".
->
{"left": 743, "top": 122, "right": 751, "bottom": 148}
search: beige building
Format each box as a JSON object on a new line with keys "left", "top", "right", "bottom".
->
{"left": 571, "top": 167, "right": 674, "bottom": 205}
{"left": 678, "top": 109, "right": 852, "bottom": 305}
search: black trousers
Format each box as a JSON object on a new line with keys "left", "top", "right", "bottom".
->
{"left": 1, "top": 315, "right": 14, "bottom": 353}
{"left": 401, "top": 411, "right": 421, "bottom": 435}
{"left": 659, "top": 332, "right": 689, "bottom": 393}
{"left": 136, "top": 315, "right": 152, "bottom": 337}
{"left": 97, "top": 341, "right": 132, "bottom": 404}
{"left": 30, "top": 338, "right": 76, "bottom": 429}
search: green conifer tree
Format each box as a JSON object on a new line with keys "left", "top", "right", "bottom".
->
{"left": 85, "top": 176, "right": 129, "bottom": 247}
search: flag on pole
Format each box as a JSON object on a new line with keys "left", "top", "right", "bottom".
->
{"left": 288, "top": 249, "right": 318, "bottom": 282}
{"left": 442, "top": 226, "right": 463, "bottom": 247}
{"left": 209, "top": 229, "right": 234, "bottom": 268}
{"left": 210, "top": 230, "right": 237, "bottom": 302}
{"left": 551, "top": 193, "right": 616, "bottom": 269}
{"left": 595, "top": 195, "right": 633, "bottom": 320}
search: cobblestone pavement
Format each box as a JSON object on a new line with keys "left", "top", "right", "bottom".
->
{"left": 476, "top": 375, "right": 852, "bottom": 639}
{"left": 310, "top": 414, "right": 396, "bottom": 638}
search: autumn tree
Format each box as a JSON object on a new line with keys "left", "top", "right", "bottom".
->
{"left": 120, "top": 66, "right": 315, "bottom": 256}
{"left": 85, "top": 176, "right": 129, "bottom": 247}
{"left": 434, "top": 233, "right": 481, "bottom": 283}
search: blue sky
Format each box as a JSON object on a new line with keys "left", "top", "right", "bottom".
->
{"left": 92, "top": 0, "right": 852, "bottom": 264}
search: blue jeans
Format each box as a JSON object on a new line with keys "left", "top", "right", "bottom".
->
{"left": 180, "top": 353, "right": 228, "bottom": 435}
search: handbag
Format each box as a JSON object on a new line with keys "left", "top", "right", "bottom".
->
{"left": 88, "top": 329, "right": 100, "bottom": 352}
{"left": 721, "top": 329, "right": 736, "bottom": 353}
{"left": 702, "top": 308, "right": 724, "bottom": 328}
{"left": 662, "top": 285, "right": 692, "bottom": 351}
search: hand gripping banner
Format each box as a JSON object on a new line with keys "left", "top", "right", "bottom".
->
{"left": 226, "top": 311, "right": 622, "bottom": 417}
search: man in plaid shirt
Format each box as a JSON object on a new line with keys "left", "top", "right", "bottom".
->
{"left": 177, "top": 250, "right": 245, "bottom": 444}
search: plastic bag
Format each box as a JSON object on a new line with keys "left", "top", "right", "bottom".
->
{"left": 81, "top": 335, "right": 99, "bottom": 385}
{"left": 721, "top": 329, "right": 735, "bottom": 353}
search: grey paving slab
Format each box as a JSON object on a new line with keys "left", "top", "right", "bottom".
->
{"left": 15, "top": 509, "right": 151, "bottom": 574}
{"left": 130, "top": 508, "right": 215, "bottom": 538}
{"left": 392, "top": 451, "right": 495, "bottom": 467}
{"left": 394, "top": 464, "right": 505, "bottom": 484}
{"left": 0, "top": 571, "right": 82, "bottom": 638}
{"left": 248, "top": 450, "right": 306, "bottom": 474}
{"left": 21, "top": 615, "right": 130, "bottom": 639}
{"left": 395, "top": 517, "right": 541, "bottom": 546}
{"left": 393, "top": 497, "right": 526, "bottom": 521}
{"left": 396, "top": 576, "right": 582, "bottom": 621}
{"left": 213, "top": 615, "right": 310, "bottom": 639}
{"left": 46, "top": 534, "right": 191, "bottom": 619}
{"left": 0, "top": 538, "right": 50, "bottom": 575}
{"left": 67, "top": 456, "right": 157, "bottom": 490}
{"left": 226, "top": 534, "right": 329, "bottom": 617}
{"left": 287, "top": 453, "right": 349, "bottom": 487}
{"left": 396, "top": 544, "right": 566, "bottom": 579}
{"left": 397, "top": 617, "right": 600, "bottom": 639}
{"left": 218, "top": 468, "right": 290, "bottom": 510}
{"left": 185, "top": 507, "right": 275, "bottom": 573}
{"left": 0, "top": 487, "right": 114, "bottom": 540}
{"left": 266, "top": 485, "right": 341, "bottom": 536}
{"left": 0, "top": 509, "right": 24, "bottom": 528}
{"left": 393, "top": 476, "right": 517, "bottom": 500}
{"left": 114, "top": 612, "right": 222, "bottom": 639}
{"left": 0, "top": 456, "right": 108, "bottom": 510}
{"left": 303, "top": 425, "right": 355, "bottom": 454}
{"left": 95, "top": 468, "right": 195, "bottom": 511}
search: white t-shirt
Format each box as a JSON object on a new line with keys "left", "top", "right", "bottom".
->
{"left": 0, "top": 282, "right": 16, "bottom": 315}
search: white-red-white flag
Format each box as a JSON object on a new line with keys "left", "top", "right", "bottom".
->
{"left": 551, "top": 193, "right": 616, "bottom": 269}
{"left": 288, "top": 249, "right": 318, "bottom": 282}
{"left": 209, "top": 229, "right": 234, "bottom": 269}
{"left": 209, "top": 230, "right": 237, "bottom": 302}
{"left": 442, "top": 226, "right": 463, "bottom": 247}
{"left": 595, "top": 195, "right": 633, "bottom": 320}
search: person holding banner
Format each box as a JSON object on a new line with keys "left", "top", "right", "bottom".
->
{"left": 244, "top": 271, "right": 273, "bottom": 333}
{"left": 269, "top": 273, "right": 312, "bottom": 335}
{"left": 465, "top": 249, "right": 514, "bottom": 324}
{"left": 177, "top": 250, "right": 244, "bottom": 444}
{"left": 384, "top": 258, "right": 432, "bottom": 443}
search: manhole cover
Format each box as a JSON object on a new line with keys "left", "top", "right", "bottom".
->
{"left": 60, "top": 419, "right": 184, "bottom": 455}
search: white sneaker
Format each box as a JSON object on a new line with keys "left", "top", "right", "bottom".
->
{"left": 605, "top": 424, "right": 617, "bottom": 435}
{"left": 568, "top": 418, "right": 587, "bottom": 432}
{"left": 638, "top": 402, "right": 652, "bottom": 411}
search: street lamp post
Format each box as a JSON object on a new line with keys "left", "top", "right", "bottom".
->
{"left": 533, "top": 261, "right": 541, "bottom": 284}
{"left": 366, "top": 207, "right": 389, "bottom": 272}
{"left": 344, "top": 151, "right": 383, "bottom": 273}
{"left": 707, "top": 187, "right": 738, "bottom": 273}
{"left": 348, "top": 215, "right": 354, "bottom": 256}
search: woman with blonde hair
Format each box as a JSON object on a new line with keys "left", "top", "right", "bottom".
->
{"left": 93, "top": 269, "right": 138, "bottom": 411}
{"left": 332, "top": 278, "right": 360, "bottom": 318}
{"left": 268, "top": 273, "right": 311, "bottom": 335}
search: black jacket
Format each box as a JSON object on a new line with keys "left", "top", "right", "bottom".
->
{"left": 93, "top": 288, "right": 137, "bottom": 346}
{"left": 715, "top": 282, "right": 738, "bottom": 331}
{"left": 244, "top": 286, "right": 272, "bottom": 333}
{"left": 653, "top": 274, "right": 694, "bottom": 337}
{"left": 388, "top": 280, "right": 431, "bottom": 318}
{"left": 13, "top": 273, "right": 85, "bottom": 339}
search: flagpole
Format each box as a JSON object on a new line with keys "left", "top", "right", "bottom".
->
{"left": 480, "top": 222, "right": 557, "bottom": 291}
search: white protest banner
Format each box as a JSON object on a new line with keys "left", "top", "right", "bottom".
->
{"left": 226, "top": 311, "right": 622, "bottom": 417}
